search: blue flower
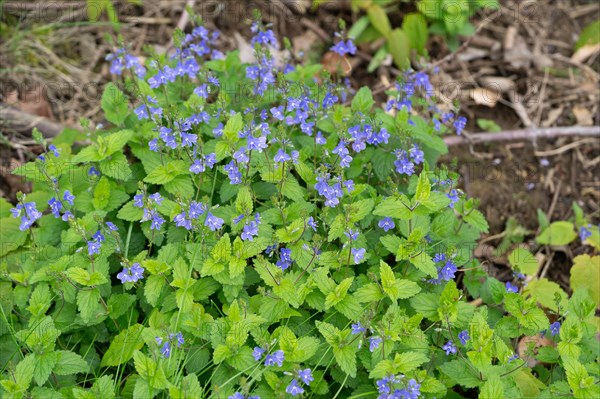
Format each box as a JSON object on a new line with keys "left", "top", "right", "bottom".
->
{"left": 133, "top": 194, "right": 144, "bottom": 208}
{"left": 409, "top": 144, "right": 424, "bottom": 164}
{"left": 87, "top": 240, "right": 101, "bottom": 256}
{"left": 233, "top": 146, "right": 250, "bottom": 163}
{"left": 505, "top": 281, "right": 519, "bottom": 293}
{"left": 351, "top": 322, "right": 366, "bottom": 335}
{"left": 252, "top": 346, "right": 265, "bottom": 361}
{"left": 344, "top": 229, "right": 359, "bottom": 241}
{"left": 48, "top": 197, "right": 62, "bottom": 218}
{"left": 331, "top": 39, "right": 357, "bottom": 56}
{"left": 106, "top": 221, "right": 118, "bottom": 231}
{"left": 205, "top": 212, "right": 224, "bottom": 231}
{"left": 276, "top": 248, "right": 292, "bottom": 270}
{"left": 92, "top": 230, "right": 105, "bottom": 242}
{"left": 579, "top": 225, "right": 592, "bottom": 242}
{"left": 454, "top": 116, "right": 467, "bottom": 135}
{"left": 63, "top": 190, "right": 75, "bottom": 206}
{"left": 285, "top": 379, "right": 304, "bottom": 396}
{"left": 307, "top": 216, "right": 318, "bottom": 232}
{"left": 369, "top": 336, "right": 382, "bottom": 352}
{"left": 48, "top": 144, "right": 60, "bottom": 157}
{"left": 378, "top": 217, "right": 395, "bottom": 232}
{"left": 241, "top": 219, "right": 260, "bottom": 241}
{"left": 117, "top": 262, "right": 145, "bottom": 284}
{"left": 508, "top": 352, "right": 519, "bottom": 363}
{"left": 274, "top": 148, "right": 291, "bottom": 163}
{"left": 148, "top": 192, "right": 163, "bottom": 205}
{"left": 351, "top": 248, "right": 366, "bottom": 264}
{"left": 298, "top": 368, "right": 313, "bottom": 385}
{"left": 458, "top": 330, "right": 470, "bottom": 345}
{"left": 264, "top": 350, "right": 284, "bottom": 367}
{"left": 160, "top": 341, "right": 171, "bottom": 358}
{"left": 447, "top": 189, "right": 459, "bottom": 208}
{"left": 549, "top": 321, "right": 561, "bottom": 336}
{"left": 443, "top": 340, "right": 457, "bottom": 355}
{"left": 149, "top": 210, "right": 165, "bottom": 230}
{"left": 174, "top": 212, "right": 192, "bottom": 230}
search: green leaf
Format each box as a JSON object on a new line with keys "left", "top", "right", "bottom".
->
{"left": 77, "top": 288, "right": 102, "bottom": 323}
{"left": 332, "top": 344, "right": 357, "bottom": 378}
{"left": 101, "top": 83, "right": 128, "bottom": 125}
{"left": 351, "top": 87, "right": 375, "bottom": 114}
{"left": 508, "top": 247, "right": 539, "bottom": 276}
{"left": 54, "top": 350, "right": 89, "bottom": 375}
{"left": 144, "top": 275, "right": 164, "bottom": 306}
{"left": 570, "top": 255, "right": 600, "bottom": 307}
{"left": 576, "top": 19, "right": 600, "bottom": 49}
{"left": 439, "top": 359, "right": 481, "bottom": 388}
{"left": 415, "top": 171, "right": 431, "bottom": 202}
{"left": 410, "top": 252, "right": 437, "bottom": 277}
{"left": 107, "top": 294, "right": 136, "bottom": 319}
{"left": 463, "top": 209, "right": 489, "bottom": 233}
{"left": 388, "top": 29, "right": 410, "bottom": 69}
{"left": 395, "top": 351, "right": 429, "bottom": 373}
{"left": 438, "top": 280, "right": 459, "bottom": 323}
{"left": 479, "top": 374, "right": 504, "bottom": 399}
{"left": 536, "top": 221, "right": 577, "bottom": 246}
{"left": 33, "top": 352, "right": 58, "bottom": 386}
{"left": 367, "top": 4, "right": 392, "bottom": 37}
{"left": 355, "top": 283, "right": 384, "bottom": 302}
{"left": 224, "top": 112, "right": 243, "bottom": 143}
{"left": 92, "top": 177, "right": 111, "bottom": 210}
{"left": 524, "top": 278, "right": 568, "bottom": 312}
{"left": 403, "top": 13, "right": 428, "bottom": 55}
{"left": 144, "top": 161, "right": 188, "bottom": 185}
{"left": 324, "top": 277, "right": 353, "bottom": 309}
{"left": 100, "top": 324, "right": 144, "bottom": 367}
{"left": 373, "top": 196, "right": 413, "bottom": 220}
{"left": 15, "top": 354, "right": 36, "bottom": 388}
{"left": 133, "top": 351, "right": 169, "bottom": 389}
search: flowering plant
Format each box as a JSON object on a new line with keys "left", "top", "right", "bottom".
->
{"left": 1, "top": 17, "right": 599, "bottom": 399}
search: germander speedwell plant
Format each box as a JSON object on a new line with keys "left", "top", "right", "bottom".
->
{"left": 1, "top": 16, "right": 599, "bottom": 399}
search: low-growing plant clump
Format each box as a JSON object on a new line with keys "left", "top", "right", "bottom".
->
{"left": 1, "top": 15, "right": 599, "bottom": 399}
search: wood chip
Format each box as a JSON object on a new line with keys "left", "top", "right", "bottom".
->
{"left": 542, "top": 106, "right": 564, "bottom": 127}
{"left": 571, "top": 44, "right": 600, "bottom": 64}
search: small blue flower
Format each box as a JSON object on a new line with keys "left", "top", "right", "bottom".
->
{"left": 549, "top": 321, "right": 561, "bottom": 336}
{"left": 264, "top": 350, "right": 284, "bottom": 367}
{"left": 48, "top": 144, "right": 60, "bottom": 157}
{"left": 298, "top": 368, "right": 313, "bottom": 385}
{"left": 447, "top": 189, "right": 459, "bottom": 208}
{"left": 443, "top": 340, "right": 457, "bottom": 355}
{"left": 252, "top": 346, "right": 265, "bottom": 361}
{"left": 285, "top": 379, "right": 304, "bottom": 396}
{"left": 369, "top": 336, "right": 382, "bottom": 352}
{"left": 133, "top": 194, "right": 144, "bottom": 208}
{"left": 307, "top": 216, "right": 318, "bottom": 232}
{"left": 106, "top": 221, "right": 118, "bottom": 231}
{"left": 505, "top": 281, "right": 519, "bottom": 293}
{"left": 378, "top": 217, "right": 395, "bottom": 232}
{"left": 344, "top": 229, "right": 359, "bottom": 241}
{"left": 205, "top": 212, "right": 224, "bottom": 231}
{"left": 87, "top": 240, "right": 101, "bottom": 256}
{"left": 160, "top": 341, "right": 171, "bottom": 358}
{"left": 508, "top": 353, "right": 519, "bottom": 363}
{"left": 276, "top": 248, "right": 292, "bottom": 270}
{"left": 331, "top": 39, "right": 357, "bottom": 56}
{"left": 351, "top": 248, "right": 366, "bottom": 264}
{"left": 454, "top": 116, "right": 467, "bottom": 135}
{"left": 48, "top": 197, "right": 62, "bottom": 218}
{"left": 579, "top": 225, "right": 592, "bottom": 242}
{"left": 351, "top": 322, "right": 366, "bottom": 335}
{"left": 63, "top": 190, "right": 75, "bottom": 206}
{"left": 458, "top": 330, "right": 470, "bottom": 345}
{"left": 241, "top": 220, "right": 260, "bottom": 241}
{"left": 274, "top": 148, "right": 291, "bottom": 163}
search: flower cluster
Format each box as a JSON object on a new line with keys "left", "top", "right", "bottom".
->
{"left": 155, "top": 332, "right": 184, "bottom": 358}
{"left": 428, "top": 254, "right": 458, "bottom": 284}
{"left": 376, "top": 375, "right": 421, "bottom": 399}
{"left": 331, "top": 36, "right": 357, "bottom": 57}
{"left": 285, "top": 368, "right": 314, "bottom": 396}
{"left": 253, "top": 347, "right": 285, "bottom": 367}
{"left": 106, "top": 47, "right": 146, "bottom": 78}
{"left": 11, "top": 199, "right": 43, "bottom": 231}
{"left": 87, "top": 230, "right": 105, "bottom": 256}
{"left": 134, "top": 192, "right": 165, "bottom": 230}
{"left": 116, "top": 262, "right": 145, "bottom": 284}
{"left": 393, "top": 144, "right": 424, "bottom": 176}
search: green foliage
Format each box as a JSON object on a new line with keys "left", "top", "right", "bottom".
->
{"left": 1, "top": 17, "right": 598, "bottom": 399}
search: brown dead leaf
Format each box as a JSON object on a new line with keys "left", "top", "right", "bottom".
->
{"left": 322, "top": 51, "right": 352, "bottom": 76}
{"left": 573, "top": 105, "right": 594, "bottom": 126}
{"left": 571, "top": 43, "right": 600, "bottom": 64}
{"left": 542, "top": 106, "right": 564, "bottom": 127}
{"left": 518, "top": 334, "right": 555, "bottom": 368}
{"left": 503, "top": 27, "right": 532, "bottom": 69}
{"left": 471, "top": 87, "right": 501, "bottom": 107}
{"left": 6, "top": 86, "right": 54, "bottom": 120}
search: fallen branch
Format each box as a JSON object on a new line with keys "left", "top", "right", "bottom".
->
{"left": 444, "top": 126, "right": 600, "bottom": 146}
{"left": 0, "top": 102, "right": 65, "bottom": 138}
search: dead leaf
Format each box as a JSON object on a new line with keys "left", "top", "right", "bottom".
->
{"left": 542, "top": 106, "right": 564, "bottom": 127}
{"left": 518, "top": 334, "right": 555, "bottom": 368}
{"left": 471, "top": 87, "right": 501, "bottom": 107}
{"left": 503, "top": 27, "right": 532, "bottom": 69}
{"left": 573, "top": 105, "right": 594, "bottom": 126}
{"left": 571, "top": 43, "right": 600, "bottom": 64}
{"left": 479, "top": 76, "right": 516, "bottom": 93}
{"left": 6, "top": 86, "right": 54, "bottom": 120}
{"left": 322, "top": 51, "right": 352, "bottom": 76}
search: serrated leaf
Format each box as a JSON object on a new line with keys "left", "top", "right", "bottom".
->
{"left": 54, "top": 350, "right": 89, "bottom": 375}
{"left": 351, "top": 87, "right": 375, "bottom": 114}
{"left": 536, "top": 221, "right": 576, "bottom": 246}
{"left": 508, "top": 247, "right": 539, "bottom": 276}
{"left": 101, "top": 83, "right": 128, "bottom": 125}
{"left": 570, "top": 255, "right": 600, "bottom": 306}
{"left": 100, "top": 324, "right": 144, "bottom": 367}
